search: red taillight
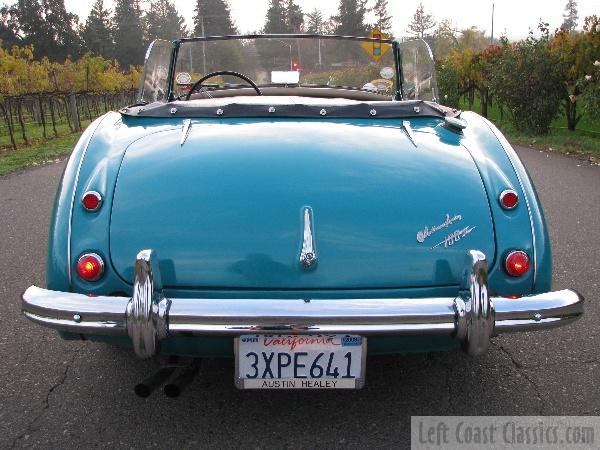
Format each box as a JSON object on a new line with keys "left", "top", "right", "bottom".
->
{"left": 82, "top": 191, "right": 102, "bottom": 211}
{"left": 504, "top": 251, "right": 530, "bottom": 277}
{"left": 76, "top": 253, "right": 104, "bottom": 281}
{"left": 499, "top": 189, "right": 519, "bottom": 209}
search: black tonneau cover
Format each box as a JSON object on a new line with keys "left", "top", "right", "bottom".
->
{"left": 121, "top": 98, "right": 458, "bottom": 119}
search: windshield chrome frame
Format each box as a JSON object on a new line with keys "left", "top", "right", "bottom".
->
{"left": 165, "top": 34, "right": 403, "bottom": 102}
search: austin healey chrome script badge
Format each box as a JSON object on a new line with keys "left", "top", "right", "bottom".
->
{"left": 416, "top": 213, "right": 476, "bottom": 249}
{"left": 299, "top": 207, "right": 317, "bottom": 269}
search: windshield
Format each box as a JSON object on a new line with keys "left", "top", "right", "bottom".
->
{"left": 137, "top": 35, "right": 439, "bottom": 104}
{"left": 172, "top": 35, "right": 397, "bottom": 99}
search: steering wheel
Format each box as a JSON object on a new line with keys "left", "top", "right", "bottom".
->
{"left": 185, "top": 70, "right": 262, "bottom": 100}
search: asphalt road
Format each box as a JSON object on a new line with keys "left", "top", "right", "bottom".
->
{"left": 0, "top": 146, "right": 598, "bottom": 449}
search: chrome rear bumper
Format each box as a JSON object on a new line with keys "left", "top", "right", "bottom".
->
{"left": 22, "top": 250, "right": 584, "bottom": 358}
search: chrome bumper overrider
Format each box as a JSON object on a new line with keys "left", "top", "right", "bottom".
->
{"left": 22, "top": 250, "right": 584, "bottom": 358}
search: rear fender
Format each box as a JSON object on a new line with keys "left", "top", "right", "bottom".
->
{"left": 460, "top": 112, "right": 551, "bottom": 294}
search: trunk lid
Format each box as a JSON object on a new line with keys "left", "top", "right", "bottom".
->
{"left": 109, "top": 119, "right": 495, "bottom": 289}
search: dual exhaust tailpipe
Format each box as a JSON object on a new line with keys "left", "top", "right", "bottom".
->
{"left": 134, "top": 357, "right": 201, "bottom": 398}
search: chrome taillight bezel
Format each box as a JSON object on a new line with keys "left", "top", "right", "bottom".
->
{"left": 499, "top": 189, "right": 519, "bottom": 210}
{"left": 81, "top": 191, "right": 103, "bottom": 211}
{"left": 76, "top": 252, "right": 105, "bottom": 281}
{"left": 504, "top": 250, "right": 530, "bottom": 277}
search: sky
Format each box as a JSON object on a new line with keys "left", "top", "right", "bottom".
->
{"left": 64, "top": 0, "right": 599, "bottom": 40}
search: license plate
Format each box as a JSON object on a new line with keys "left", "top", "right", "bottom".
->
{"left": 235, "top": 334, "right": 366, "bottom": 389}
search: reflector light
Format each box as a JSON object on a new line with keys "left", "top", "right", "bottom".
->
{"left": 505, "top": 251, "right": 530, "bottom": 277}
{"left": 499, "top": 189, "right": 519, "bottom": 209}
{"left": 76, "top": 253, "right": 104, "bottom": 281}
{"left": 82, "top": 191, "right": 102, "bottom": 211}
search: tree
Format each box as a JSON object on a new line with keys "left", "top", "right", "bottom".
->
{"left": 263, "top": 0, "right": 286, "bottom": 33}
{"left": 372, "top": 0, "right": 392, "bottom": 35}
{"left": 581, "top": 16, "right": 600, "bottom": 119}
{"left": 552, "top": 15, "right": 600, "bottom": 129}
{"left": 285, "top": 0, "right": 303, "bottom": 33}
{"left": 193, "top": 0, "right": 237, "bottom": 36}
{"left": 432, "top": 19, "right": 458, "bottom": 60}
{"left": 192, "top": 0, "right": 241, "bottom": 75}
{"left": 490, "top": 22, "right": 564, "bottom": 134}
{"left": 0, "top": 5, "right": 21, "bottom": 48}
{"left": 562, "top": 0, "right": 578, "bottom": 32}
{"left": 584, "top": 58, "right": 600, "bottom": 120}
{"left": 332, "top": 0, "right": 370, "bottom": 36}
{"left": 459, "top": 27, "right": 489, "bottom": 52}
{"left": 305, "top": 8, "right": 324, "bottom": 34}
{"left": 6, "top": 0, "right": 82, "bottom": 61}
{"left": 81, "top": 0, "right": 113, "bottom": 59}
{"left": 436, "top": 58, "right": 460, "bottom": 108}
{"left": 406, "top": 2, "right": 436, "bottom": 39}
{"left": 145, "top": 0, "right": 187, "bottom": 44}
{"left": 113, "top": 0, "right": 145, "bottom": 67}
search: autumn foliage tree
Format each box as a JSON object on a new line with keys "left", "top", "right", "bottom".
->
{"left": 552, "top": 15, "right": 600, "bottom": 130}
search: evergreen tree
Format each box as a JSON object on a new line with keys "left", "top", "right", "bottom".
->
{"left": 263, "top": 0, "right": 286, "bottom": 33}
{"left": 562, "top": 0, "right": 578, "bottom": 32}
{"left": 406, "top": 2, "right": 436, "bottom": 39}
{"left": 332, "top": 0, "right": 370, "bottom": 36}
{"left": 191, "top": 0, "right": 241, "bottom": 75}
{"left": 193, "top": 0, "right": 237, "bottom": 36}
{"left": 285, "top": 0, "right": 303, "bottom": 33}
{"left": 305, "top": 8, "right": 324, "bottom": 34}
{"left": 145, "top": 0, "right": 187, "bottom": 44}
{"left": 7, "top": 0, "right": 82, "bottom": 61}
{"left": 372, "top": 0, "right": 392, "bottom": 35}
{"left": 113, "top": 0, "right": 145, "bottom": 67}
{"left": 81, "top": 0, "right": 113, "bottom": 58}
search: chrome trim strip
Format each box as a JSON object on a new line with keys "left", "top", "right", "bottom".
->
{"left": 299, "top": 207, "right": 317, "bottom": 269}
{"left": 402, "top": 120, "right": 417, "bottom": 147}
{"left": 480, "top": 117, "right": 538, "bottom": 286}
{"left": 169, "top": 322, "right": 456, "bottom": 335}
{"left": 22, "top": 250, "right": 584, "bottom": 359}
{"left": 23, "top": 311, "right": 126, "bottom": 334}
{"left": 180, "top": 119, "right": 192, "bottom": 146}
{"left": 66, "top": 113, "right": 113, "bottom": 286}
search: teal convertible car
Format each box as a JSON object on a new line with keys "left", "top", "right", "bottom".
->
{"left": 22, "top": 35, "right": 583, "bottom": 392}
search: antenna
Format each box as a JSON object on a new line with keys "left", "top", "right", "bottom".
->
{"left": 491, "top": 3, "right": 495, "bottom": 44}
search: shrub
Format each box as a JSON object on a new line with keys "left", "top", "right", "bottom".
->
{"left": 583, "top": 60, "right": 600, "bottom": 120}
{"left": 435, "top": 59, "right": 460, "bottom": 108}
{"left": 489, "top": 24, "right": 564, "bottom": 134}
